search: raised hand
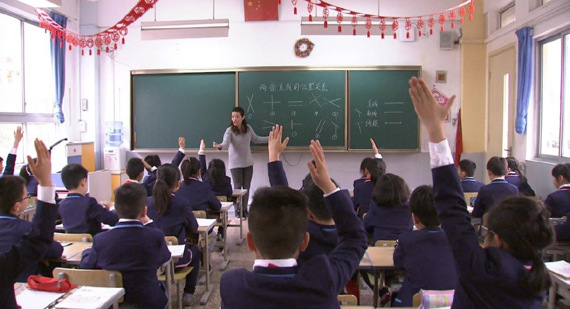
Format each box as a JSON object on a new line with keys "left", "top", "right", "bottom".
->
{"left": 370, "top": 138, "right": 379, "bottom": 155}
{"left": 27, "top": 138, "right": 52, "bottom": 187}
{"left": 178, "top": 137, "right": 186, "bottom": 149}
{"left": 307, "top": 140, "right": 336, "bottom": 194}
{"left": 268, "top": 125, "right": 289, "bottom": 162}
{"left": 13, "top": 126, "right": 23, "bottom": 149}
{"left": 213, "top": 142, "right": 221, "bottom": 149}
{"left": 200, "top": 139, "right": 205, "bottom": 152}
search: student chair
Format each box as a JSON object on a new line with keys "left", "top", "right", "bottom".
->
{"left": 216, "top": 196, "right": 227, "bottom": 202}
{"left": 464, "top": 192, "right": 478, "bottom": 207}
{"left": 375, "top": 240, "right": 397, "bottom": 247}
{"left": 193, "top": 210, "right": 206, "bottom": 218}
{"left": 337, "top": 294, "right": 358, "bottom": 306}
{"left": 54, "top": 233, "right": 93, "bottom": 243}
{"left": 413, "top": 292, "right": 421, "bottom": 307}
{"left": 158, "top": 237, "right": 193, "bottom": 309}
{"left": 52, "top": 268, "right": 124, "bottom": 307}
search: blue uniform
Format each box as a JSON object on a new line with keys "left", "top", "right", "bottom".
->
{"left": 80, "top": 220, "right": 171, "bottom": 309}
{"left": 177, "top": 178, "right": 221, "bottom": 216}
{"left": 505, "top": 172, "right": 535, "bottom": 196}
{"left": 544, "top": 186, "right": 570, "bottom": 218}
{"left": 143, "top": 150, "right": 186, "bottom": 196}
{"left": 353, "top": 178, "right": 374, "bottom": 218}
{"left": 199, "top": 154, "right": 233, "bottom": 198}
{"left": 363, "top": 201, "right": 413, "bottom": 242}
{"left": 472, "top": 179, "right": 518, "bottom": 218}
{"left": 58, "top": 193, "right": 119, "bottom": 235}
{"left": 1, "top": 153, "right": 16, "bottom": 177}
{"left": 460, "top": 177, "right": 485, "bottom": 193}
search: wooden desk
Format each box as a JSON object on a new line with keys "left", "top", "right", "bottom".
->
{"left": 14, "top": 283, "right": 124, "bottom": 309}
{"left": 358, "top": 246, "right": 395, "bottom": 308}
{"left": 228, "top": 189, "right": 248, "bottom": 245}
{"left": 61, "top": 242, "right": 93, "bottom": 265}
{"left": 196, "top": 218, "right": 217, "bottom": 305}
{"left": 548, "top": 272, "right": 570, "bottom": 309}
{"left": 219, "top": 202, "right": 232, "bottom": 270}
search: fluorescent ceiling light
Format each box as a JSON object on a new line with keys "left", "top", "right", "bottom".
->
{"left": 17, "top": 0, "right": 61, "bottom": 7}
{"left": 141, "top": 19, "right": 229, "bottom": 40}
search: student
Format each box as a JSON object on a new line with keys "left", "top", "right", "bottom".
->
{"left": 124, "top": 158, "right": 146, "bottom": 183}
{"left": 178, "top": 156, "right": 222, "bottom": 217}
{"left": 545, "top": 163, "right": 570, "bottom": 218}
{"left": 19, "top": 159, "right": 38, "bottom": 197}
{"left": 80, "top": 183, "right": 171, "bottom": 309}
{"left": 58, "top": 163, "right": 119, "bottom": 235}
{"left": 392, "top": 185, "right": 457, "bottom": 307}
{"left": 363, "top": 173, "right": 413, "bottom": 242}
{"left": 353, "top": 138, "right": 386, "bottom": 218}
{"left": 198, "top": 139, "right": 233, "bottom": 198}
{"left": 506, "top": 156, "right": 536, "bottom": 196}
{"left": 220, "top": 140, "right": 368, "bottom": 309}
{"left": 458, "top": 159, "right": 484, "bottom": 193}
{"left": 410, "top": 76, "right": 553, "bottom": 308}
{"left": 142, "top": 137, "right": 187, "bottom": 196}
{"left": 1, "top": 126, "right": 23, "bottom": 177}
{"left": 146, "top": 164, "right": 200, "bottom": 306}
{"left": 0, "top": 138, "right": 59, "bottom": 309}
{"left": 471, "top": 157, "right": 518, "bottom": 218}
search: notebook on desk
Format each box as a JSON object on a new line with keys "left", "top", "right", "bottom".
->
{"left": 15, "top": 287, "right": 64, "bottom": 309}
{"left": 54, "top": 286, "right": 124, "bottom": 309}
{"left": 546, "top": 260, "right": 570, "bottom": 280}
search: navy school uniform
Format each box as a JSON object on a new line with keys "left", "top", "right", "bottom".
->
{"left": 176, "top": 178, "right": 222, "bottom": 216}
{"left": 433, "top": 163, "right": 545, "bottom": 308}
{"left": 392, "top": 227, "right": 457, "bottom": 307}
{"left": 460, "top": 177, "right": 485, "bottom": 193}
{"left": 363, "top": 201, "right": 413, "bottom": 242}
{"left": 199, "top": 154, "right": 233, "bottom": 198}
{"left": 471, "top": 179, "right": 518, "bottom": 218}
{"left": 352, "top": 178, "right": 374, "bottom": 218}
{"left": 555, "top": 212, "right": 570, "bottom": 242}
{"left": 58, "top": 193, "right": 119, "bottom": 235}
{"left": 80, "top": 220, "right": 171, "bottom": 309}
{"left": 0, "top": 214, "right": 63, "bottom": 282}
{"left": 1, "top": 153, "right": 16, "bottom": 176}
{"left": 26, "top": 176, "right": 39, "bottom": 197}
{"left": 143, "top": 150, "right": 186, "bottom": 196}
{"left": 544, "top": 185, "right": 570, "bottom": 218}
{"left": 0, "top": 188, "right": 58, "bottom": 309}
{"left": 505, "top": 172, "right": 536, "bottom": 196}
{"left": 220, "top": 189, "right": 368, "bottom": 309}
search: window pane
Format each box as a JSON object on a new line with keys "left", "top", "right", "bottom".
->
{"left": 563, "top": 34, "right": 570, "bottom": 158}
{"left": 0, "top": 123, "right": 24, "bottom": 168}
{"left": 540, "top": 38, "right": 562, "bottom": 156}
{"left": 24, "top": 22, "right": 54, "bottom": 114}
{"left": 500, "top": 5, "right": 516, "bottom": 28}
{"left": 0, "top": 14, "right": 23, "bottom": 113}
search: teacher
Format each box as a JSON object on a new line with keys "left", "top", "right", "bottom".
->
{"left": 213, "top": 106, "right": 268, "bottom": 218}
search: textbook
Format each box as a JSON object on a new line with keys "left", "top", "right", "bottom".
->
{"left": 16, "top": 288, "right": 64, "bottom": 309}
{"left": 54, "top": 286, "right": 124, "bottom": 309}
{"left": 546, "top": 260, "right": 570, "bottom": 279}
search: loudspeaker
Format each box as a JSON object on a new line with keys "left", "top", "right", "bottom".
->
{"left": 440, "top": 31, "right": 454, "bottom": 50}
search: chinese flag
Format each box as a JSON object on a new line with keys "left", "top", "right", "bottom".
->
{"left": 454, "top": 108, "right": 463, "bottom": 167}
{"left": 244, "top": 0, "right": 279, "bottom": 21}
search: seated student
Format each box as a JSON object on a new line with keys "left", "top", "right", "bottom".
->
{"left": 19, "top": 160, "right": 38, "bottom": 197}
{"left": 0, "top": 138, "right": 59, "bottom": 309}
{"left": 124, "top": 158, "right": 146, "bottom": 184}
{"left": 58, "top": 163, "right": 119, "bottom": 235}
{"left": 545, "top": 163, "right": 570, "bottom": 218}
{"left": 177, "top": 157, "right": 222, "bottom": 217}
{"left": 198, "top": 139, "right": 233, "bottom": 198}
{"left": 458, "top": 159, "right": 485, "bottom": 193}
{"left": 410, "top": 76, "right": 553, "bottom": 308}
{"left": 392, "top": 185, "right": 457, "bottom": 307}
{"left": 363, "top": 173, "right": 413, "bottom": 242}
{"left": 80, "top": 183, "right": 171, "bottom": 309}
{"left": 353, "top": 138, "right": 386, "bottom": 218}
{"left": 1, "top": 126, "right": 23, "bottom": 177}
{"left": 147, "top": 164, "right": 200, "bottom": 306}
{"left": 506, "top": 156, "right": 536, "bottom": 196}
{"left": 142, "top": 137, "right": 187, "bottom": 196}
{"left": 471, "top": 157, "right": 519, "bottom": 218}
{"left": 220, "top": 140, "right": 367, "bottom": 309}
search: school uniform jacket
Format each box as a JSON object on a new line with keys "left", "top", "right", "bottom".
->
{"left": 26, "top": 177, "right": 39, "bottom": 197}
{"left": 505, "top": 173, "right": 536, "bottom": 196}
{"left": 392, "top": 227, "right": 457, "bottom": 307}
{"left": 432, "top": 158, "right": 545, "bottom": 308}
{"left": 544, "top": 185, "right": 570, "bottom": 218}
{"left": 199, "top": 154, "right": 233, "bottom": 198}
{"left": 143, "top": 150, "right": 186, "bottom": 196}
{"left": 472, "top": 179, "right": 518, "bottom": 218}
{"left": 80, "top": 220, "right": 171, "bottom": 309}
{"left": 352, "top": 178, "right": 374, "bottom": 218}
{"left": 219, "top": 189, "right": 368, "bottom": 309}
{"left": 0, "top": 187, "right": 58, "bottom": 309}
{"left": 0, "top": 214, "right": 63, "bottom": 282}
{"left": 363, "top": 201, "right": 413, "bottom": 242}
{"left": 1, "top": 153, "right": 16, "bottom": 176}
{"left": 58, "top": 193, "right": 119, "bottom": 235}
{"left": 177, "top": 178, "right": 222, "bottom": 215}
{"left": 460, "top": 177, "right": 485, "bottom": 193}
{"left": 147, "top": 195, "right": 198, "bottom": 266}
{"left": 555, "top": 213, "right": 570, "bottom": 242}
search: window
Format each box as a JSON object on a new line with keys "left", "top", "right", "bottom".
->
{"left": 539, "top": 30, "right": 570, "bottom": 159}
{"left": 0, "top": 10, "right": 57, "bottom": 166}
{"left": 500, "top": 4, "right": 516, "bottom": 28}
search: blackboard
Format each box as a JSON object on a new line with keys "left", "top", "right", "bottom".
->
{"left": 238, "top": 70, "right": 346, "bottom": 148}
{"left": 348, "top": 69, "right": 420, "bottom": 150}
{"left": 131, "top": 72, "right": 236, "bottom": 149}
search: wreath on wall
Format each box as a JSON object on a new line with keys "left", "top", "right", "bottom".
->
{"left": 294, "top": 38, "right": 314, "bottom": 58}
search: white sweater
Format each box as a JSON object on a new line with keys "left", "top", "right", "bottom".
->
{"left": 219, "top": 125, "right": 269, "bottom": 169}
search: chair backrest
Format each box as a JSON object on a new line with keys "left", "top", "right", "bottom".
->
{"left": 413, "top": 292, "right": 421, "bottom": 307}
{"left": 165, "top": 236, "right": 178, "bottom": 245}
{"left": 337, "top": 294, "right": 357, "bottom": 306}
{"left": 54, "top": 233, "right": 93, "bottom": 243}
{"left": 482, "top": 212, "right": 490, "bottom": 226}
{"left": 193, "top": 210, "right": 207, "bottom": 218}
{"left": 464, "top": 192, "right": 478, "bottom": 206}
{"left": 53, "top": 268, "right": 124, "bottom": 302}
{"left": 375, "top": 240, "right": 397, "bottom": 247}
{"left": 216, "top": 195, "right": 227, "bottom": 202}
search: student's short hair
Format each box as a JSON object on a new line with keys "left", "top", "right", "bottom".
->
{"left": 486, "top": 156, "right": 507, "bottom": 177}
{"left": 0, "top": 176, "right": 26, "bottom": 214}
{"left": 61, "top": 163, "right": 88, "bottom": 190}
{"left": 409, "top": 185, "right": 440, "bottom": 227}
{"left": 372, "top": 173, "right": 410, "bottom": 207}
{"left": 552, "top": 163, "right": 570, "bottom": 181}
{"left": 359, "top": 157, "right": 373, "bottom": 172}
{"left": 248, "top": 186, "right": 308, "bottom": 259}
{"left": 115, "top": 183, "right": 147, "bottom": 219}
{"left": 301, "top": 174, "right": 337, "bottom": 221}
{"left": 144, "top": 155, "right": 161, "bottom": 169}
{"left": 459, "top": 159, "right": 477, "bottom": 177}
{"left": 181, "top": 157, "right": 200, "bottom": 185}
{"left": 126, "top": 158, "right": 144, "bottom": 180}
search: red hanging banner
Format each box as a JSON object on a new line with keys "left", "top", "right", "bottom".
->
{"left": 244, "top": 0, "right": 279, "bottom": 21}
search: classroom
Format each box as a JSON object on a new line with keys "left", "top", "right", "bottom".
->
{"left": 1, "top": 0, "right": 569, "bottom": 308}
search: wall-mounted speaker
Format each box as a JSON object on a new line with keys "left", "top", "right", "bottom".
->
{"left": 440, "top": 31, "right": 454, "bottom": 50}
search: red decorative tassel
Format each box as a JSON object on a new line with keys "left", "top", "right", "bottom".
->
{"left": 69, "top": 45, "right": 72, "bottom": 51}
{"left": 353, "top": 28, "right": 356, "bottom": 35}
{"left": 381, "top": 32, "right": 385, "bottom": 39}
{"left": 451, "top": 21, "right": 455, "bottom": 29}
{"left": 367, "top": 31, "right": 370, "bottom": 38}
{"left": 309, "top": 14, "right": 312, "bottom": 22}
{"left": 338, "top": 25, "right": 341, "bottom": 32}
{"left": 278, "top": 0, "right": 280, "bottom": 3}
{"left": 60, "top": 42, "right": 63, "bottom": 48}
{"left": 81, "top": 49, "right": 84, "bottom": 56}
{"left": 122, "top": 37, "right": 125, "bottom": 44}
{"left": 419, "top": 30, "right": 422, "bottom": 36}
{"left": 114, "top": 43, "right": 117, "bottom": 50}
{"left": 469, "top": 14, "right": 473, "bottom": 21}
{"left": 324, "top": 20, "right": 328, "bottom": 28}
{"left": 106, "top": 47, "right": 109, "bottom": 53}
{"left": 393, "top": 32, "right": 397, "bottom": 39}
{"left": 441, "top": 25, "right": 444, "bottom": 32}
{"left": 294, "top": 7, "right": 297, "bottom": 14}
{"left": 97, "top": 49, "right": 100, "bottom": 55}
{"left": 430, "top": 28, "right": 433, "bottom": 35}
{"left": 89, "top": 49, "right": 92, "bottom": 56}
{"left": 406, "top": 32, "right": 410, "bottom": 39}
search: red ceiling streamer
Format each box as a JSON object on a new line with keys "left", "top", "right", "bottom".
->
{"left": 365, "top": 16, "right": 372, "bottom": 38}
{"left": 405, "top": 18, "right": 412, "bottom": 39}
{"left": 351, "top": 14, "right": 358, "bottom": 35}
{"left": 417, "top": 17, "right": 424, "bottom": 37}
{"left": 322, "top": 6, "right": 329, "bottom": 28}
{"left": 392, "top": 18, "right": 398, "bottom": 39}
{"left": 428, "top": 15, "right": 435, "bottom": 35}
{"left": 336, "top": 10, "right": 343, "bottom": 32}
{"left": 439, "top": 13, "right": 446, "bottom": 32}
{"left": 459, "top": 7, "right": 466, "bottom": 24}
{"left": 379, "top": 17, "right": 386, "bottom": 39}
{"left": 449, "top": 10, "right": 456, "bottom": 29}
{"left": 307, "top": 1, "right": 313, "bottom": 21}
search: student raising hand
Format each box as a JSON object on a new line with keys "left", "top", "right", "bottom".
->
{"left": 308, "top": 140, "right": 336, "bottom": 195}
{"left": 268, "top": 125, "right": 289, "bottom": 162}
{"left": 27, "top": 138, "right": 52, "bottom": 187}
{"left": 13, "top": 126, "right": 23, "bottom": 149}
{"left": 178, "top": 137, "right": 186, "bottom": 149}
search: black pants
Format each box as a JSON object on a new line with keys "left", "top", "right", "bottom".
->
{"left": 230, "top": 166, "right": 253, "bottom": 216}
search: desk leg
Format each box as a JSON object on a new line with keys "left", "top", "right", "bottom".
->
{"left": 549, "top": 280, "right": 557, "bottom": 309}
{"left": 237, "top": 196, "right": 244, "bottom": 245}
{"left": 220, "top": 211, "right": 230, "bottom": 271}
{"left": 200, "top": 232, "right": 213, "bottom": 305}
{"left": 373, "top": 271, "right": 379, "bottom": 308}
{"left": 165, "top": 260, "right": 174, "bottom": 309}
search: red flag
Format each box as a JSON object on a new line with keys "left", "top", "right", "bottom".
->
{"left": 244, "top": 0, "right": 279, "bottom": 21}
{"left": 454, "top": 108, "right": 463, "bottom": 167}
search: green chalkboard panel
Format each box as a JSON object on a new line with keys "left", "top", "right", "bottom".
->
{"left": 131, "top": 72, "right": 236, "bottom": 149}
{"left": 348, "top": 69, "right": 420, "bottom": 150}
{"left": 238, "top": 70, "right": 346, "bottom": 148}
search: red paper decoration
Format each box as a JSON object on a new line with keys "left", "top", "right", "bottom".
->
{"left": 365, "top": 16, "right": 372, "bottom": 38}
{"left": 379, "top": 18, "right": 386, "bottom": 39}
{"left": 439, "top": 13, "right": 446, "bottom": 32}
{"left": 468, "top": 1, "right": 475, "bottom": 21}
{"left": 292, "top": 0, "right": 298, "bottom": 14}
{"left": 392, "top": 18, "right": 398, "bottom": 39}
{"left": 459, "top": 7, "right": 466, "bottom": 24}
{"left": 352, "top": 14, "right": 357, "bottom": 35}
{"left": 449, "top": 10, "right": 456, "bottom": 29}
{"left": 417, "top": 17, "right": 424, "bottom": 37}
{"left": 336, "top": 10, "right": 343, "bottom": 32}
{"left": 323, "top": 6, "right": 329, "bottom": 28}
{"left": 307, "top": 1, "right": 313, "bottom": 21}
{"left": 405, "top": 18, "right": 412, "bottom": 39}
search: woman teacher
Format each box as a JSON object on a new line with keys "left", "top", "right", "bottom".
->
{"left": 213, "top": 107, "right": 268, "bottom": 218}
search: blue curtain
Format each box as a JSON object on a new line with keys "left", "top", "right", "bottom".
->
{"left": 50, "top": 12, "right": 67, "bottom": 123}
{"left": 515, "top": 27, "right": 533, "bottom": 134}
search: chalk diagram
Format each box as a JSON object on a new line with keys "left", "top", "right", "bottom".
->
{"left": 353, "top": 99, "right": 405, "bottom": 134}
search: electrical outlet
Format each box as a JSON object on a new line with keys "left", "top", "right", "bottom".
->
{"left": 78, "top": 120, "right": 87, "bottom": 132}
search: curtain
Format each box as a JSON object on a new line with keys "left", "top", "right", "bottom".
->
{"left": 49, "top": 12, "right": 67, "bottom": 124}
{"left": 515, "top": 27, "right": 533, "bottom": 134}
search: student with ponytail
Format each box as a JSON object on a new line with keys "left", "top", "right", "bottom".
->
{"left": 146, "top": 164, "right": 200, "bottom": 306}
{"left": 505, "top": 156, "right": 536, "bottom": 196}
{"left": 545, "top": 163, "right": 570, "bottom": 218}
{"left": 409, "top": 76, "right": 553, "bottom": 308}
